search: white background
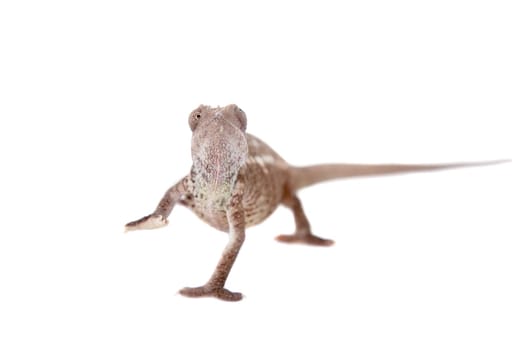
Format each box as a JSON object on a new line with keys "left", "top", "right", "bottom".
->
{"left": 0, "top": 1, "right": 523, "bottom": 349}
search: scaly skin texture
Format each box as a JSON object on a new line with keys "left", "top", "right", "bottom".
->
{"left": 125, "top": 104, "right": 507, "bottom": 301}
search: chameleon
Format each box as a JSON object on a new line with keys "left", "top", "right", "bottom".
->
{"left": 125, "top": 104, "right": 506, "bottom": 302}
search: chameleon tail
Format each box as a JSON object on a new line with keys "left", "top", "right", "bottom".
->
{"left": 289, "top": 160, "right": 509, "bottom": 191}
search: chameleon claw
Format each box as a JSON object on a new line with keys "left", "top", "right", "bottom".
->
{"left": 275, "top": 233, "right": 334, "bottom": 246}
{"left": 125, "top": 214, "right": 168, "bottom": 232}
{"left": 179, "top": 285, "right": 243, "bottom": 302}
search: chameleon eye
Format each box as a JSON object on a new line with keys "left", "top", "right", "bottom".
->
{"left": 236, "top": 108, "right": 247, "bottom": 131}
{"left": 189, "top": 110, "right": 203, "bottom": 131}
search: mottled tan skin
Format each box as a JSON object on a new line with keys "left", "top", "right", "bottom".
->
{"left": 125, "top": 104, "right": 506, "bottom": 301}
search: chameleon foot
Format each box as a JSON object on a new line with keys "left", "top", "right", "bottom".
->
{"left": 125, "top": 214, "right": 168, "bottom": 232}
{"left": 275, "top": 233, "right": 334, "bottom": 246}
{"left": 179, "top": 285, "right": 243, "bottom": 302}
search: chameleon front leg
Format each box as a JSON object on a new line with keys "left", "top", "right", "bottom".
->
{"left": 276, "top": 193, "right": 334, "bottom": 246}
{"left": 125, "top": 176, "right": 191, "bottom": 231}
{"left": 180, "top": 181, "right": 246, "bottom": 301}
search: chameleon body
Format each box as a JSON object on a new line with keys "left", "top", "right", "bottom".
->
{"left": 125, "top": 104, "right": 505, "bottom": 301}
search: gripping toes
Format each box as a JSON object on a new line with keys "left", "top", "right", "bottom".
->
{"left": 179, "top": 285, "right": 243, "bottom": 302}
{"left": 275, "top": 233, "right": 334, "bottom": 246}
{"left": 125, "top": 214, "right": 168, "bottom": 232}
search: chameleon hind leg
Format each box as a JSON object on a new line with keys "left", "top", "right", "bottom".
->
{"left": 276, "top": 192, "right": 334, "bottom": 246}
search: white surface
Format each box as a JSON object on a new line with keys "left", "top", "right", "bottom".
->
{"left": 0, "top": 1, "right": 522, "bottom": 349}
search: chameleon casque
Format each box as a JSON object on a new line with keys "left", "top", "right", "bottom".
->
{"left": 125, "top": 104, "right": 505, "bottom": 301}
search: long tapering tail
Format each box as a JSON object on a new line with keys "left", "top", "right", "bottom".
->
{"left": 289, "top": 160, "right": 509, "bottom": 191}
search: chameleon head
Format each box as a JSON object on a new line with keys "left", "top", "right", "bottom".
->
{"left": 189, "top": 104, "right": 249, "bottom": 196}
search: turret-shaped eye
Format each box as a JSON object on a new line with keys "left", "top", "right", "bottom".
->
{"left": 230, "top": 104, "right": 247, "bottom": 131}
{"left": 189, "top": 106, "right": 204, "bottom": 131}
